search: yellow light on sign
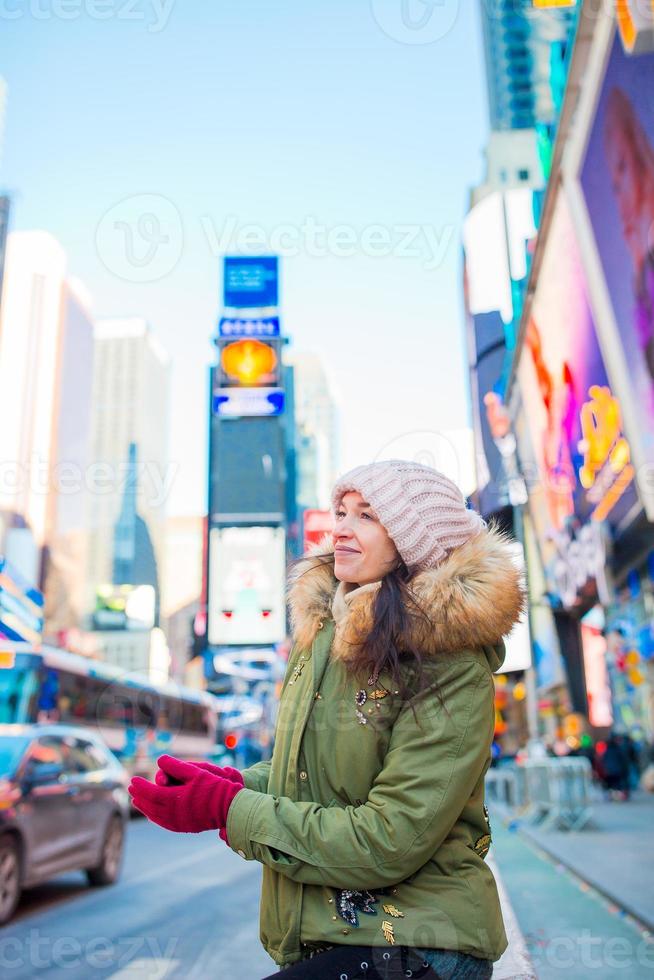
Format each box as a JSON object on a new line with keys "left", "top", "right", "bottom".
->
{"left": 0, "top": 650, "right": 16, "bottom": 669}
{"left": 221, "top": 339, "right": 277, "bottom": 385}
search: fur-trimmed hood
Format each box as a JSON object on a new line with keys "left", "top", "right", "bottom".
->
{"left": 287, "top": 526, "right": 525, "bottom": 666}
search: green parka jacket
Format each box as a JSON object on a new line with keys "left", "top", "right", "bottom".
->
{"left": 225, "top": 527, "right": 524, "bottom": 968}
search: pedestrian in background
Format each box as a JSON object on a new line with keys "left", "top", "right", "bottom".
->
{"left": 601, "top": 732, "right": 632, "bottom": 800}
{"left": 129, "top": 460, "right": 524, "bottom": 978}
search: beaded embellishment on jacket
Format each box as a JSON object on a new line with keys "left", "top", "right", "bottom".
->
{"left": 334, "top": 888, "right": 379, "bottom": 927}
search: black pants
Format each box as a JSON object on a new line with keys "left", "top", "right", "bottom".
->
{"left": 263, "top": 945, "right": 493, "bottom": 979}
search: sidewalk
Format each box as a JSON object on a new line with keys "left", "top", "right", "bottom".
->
{"left": 490, "top": 807, "right": 654, "bottom": 979}
{"left": 487, "top": 852, "right": 536, "bottom": 979}
{"left": 515, "top": 789, "right": 654, "bottom": 931}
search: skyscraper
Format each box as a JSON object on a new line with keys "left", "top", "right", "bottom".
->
{"left": 0, "top": 77, "right": 6, "bottom": 166}
{"left": 87, "top": 318, "right": 170, "bottom": 621}
{"left": 0, "top": 232, "right": 68, "bottom": 577}
{"left": 41, "top": 276, "right": 95, "bottom": 639}
{"left": 0, "top": 80, "right": 10, "bottom": 324}
{"left": 286, "top": 351, "right": 339, "bottom": 509}
{"left": 480, "top": 0, "right": 577, "bottom": 131}
{"left": 0, "top": 235, "right": 96, "bottom": 642}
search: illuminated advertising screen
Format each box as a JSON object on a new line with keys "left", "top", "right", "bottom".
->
{"left": 223, "top": 256, "right": 278, "bottom": 309}
{"left": 469, "top": 308, "right": 509, "bottom": 519}
{"left": 93, "top": 584, "right": 156, "bottom": 631}
{"left": 208, "top": 526, "right": 286, "bottom": 646}
{"left": 516, "top": 193, "right": 638, "bottom": 602}
{"left": 302, "top": 509, "right": 334, "bottom": 552}
{"left": 579, "top": 36, "right": 654, "bottom": 493}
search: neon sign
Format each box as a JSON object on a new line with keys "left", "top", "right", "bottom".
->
{"left": 578, "top": 384, "right": 635, "bottom": 523}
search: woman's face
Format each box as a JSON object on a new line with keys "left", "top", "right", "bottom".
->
{"left": 607, "top": 126, "right": 647, "bottom": 264}
{"left": 332, "top": 490, "right": 400, "bottom": 585}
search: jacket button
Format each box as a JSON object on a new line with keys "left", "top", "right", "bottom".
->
{"left": 342, "top": 928, "right": 349, "bottom": 935}
{"left": 317, "top": 620, "right": 324, "bottom": 629}
{"left": 237, "top": 849, "right": 246, "bottom": 859}
{"left": 299, "top": 770, "right": 308, "bottom": 781}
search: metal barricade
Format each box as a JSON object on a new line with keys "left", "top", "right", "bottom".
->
{"left": 486, "top": 757, "right": 594, "bottom": 831}
{"left": 519, "top": 757, "right": 594, "bottom": 830}
{"left": 485, "top": 768, "right": 521, "bottom": 809}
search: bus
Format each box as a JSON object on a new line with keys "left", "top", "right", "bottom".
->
{"left": 0, "top": 643, "right": 222, "bottom": 778}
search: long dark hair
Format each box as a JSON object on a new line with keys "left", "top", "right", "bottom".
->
{"left": 290, "top": 550, "right": 445, "bottom": 714}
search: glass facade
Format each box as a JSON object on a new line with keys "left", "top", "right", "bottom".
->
{"left": 480, "top": 0, "right": 577, "bottom": 131}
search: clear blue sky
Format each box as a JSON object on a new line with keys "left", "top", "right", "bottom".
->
{"left": 1, "top": 1, "right": 489, "bottom": 515}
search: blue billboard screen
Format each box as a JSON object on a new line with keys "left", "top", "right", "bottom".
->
{"left": 223, "top": 256, "right": 278, "bottom": 308}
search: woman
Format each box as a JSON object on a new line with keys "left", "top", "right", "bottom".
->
{"left": 129, "top": 460, "right": 524, "bottom": 978}
{"left": 604, "top": 87, "right": 654, "bottom": 380}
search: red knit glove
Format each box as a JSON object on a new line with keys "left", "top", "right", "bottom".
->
{"left": 155, "top": 760, "right": 245, "bottom": 789}
{"left": 128, "top": 754, "right": 243, "bottom": 834}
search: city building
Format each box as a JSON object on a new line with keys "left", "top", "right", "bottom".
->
{"left": 480, "top": 0, "right": 577, "bottom": 132}
{"left": 0, "top": 231, "right": 68, "bottom": 584}
{"left": 87, "top": 318, "right": 171, "bottom": 624}
{"left": 463, "top": 1, "right": 582, "bottom": 753}
{"left": 0, "top": 79, "right": 10, "bottom": 336}
{"left": 0, "top": 76, "right": 6, "bottom": 165}
{"left": 286, "top": 351, "right": 340, "bottom": 510}
{"left": 505, "top": 1, "right": 654, "bottom": 745}
{"left": 160, "top": 514, "right": 204, "bottom": 680}
{"left": 91, "top": 626, "right": 170, "bottom": 683}
{"left": 469, "top": 0, "right": 654, "bottom": 748}
{"left": 41, "top": 277, "right": 95, "bottom": 641}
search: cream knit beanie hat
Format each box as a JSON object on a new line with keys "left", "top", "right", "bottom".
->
{"left": 331, "top": 459, "right": 486, "bottom": 571}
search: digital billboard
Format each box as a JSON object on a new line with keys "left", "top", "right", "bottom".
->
{"left": 208, "top": 526, "right": 286, "bottom": 646}
{"left": 468, "top": 308, "right": 509, "bottom": 519}
{"left": 93, "top": 584, "right": 156, "bottom": 631}
{"left": 578, "top": 36, "right": 654, "bottom": 509}
{"left": 208, "top": 400, "right": 287, "bottom": 519}
{"left": 516, "top": 192, "right": 638, "bottom": 604}
{"left": 223, "top": 256, "right": 278, "bottom": 309}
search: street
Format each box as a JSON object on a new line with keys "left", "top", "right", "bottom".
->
{"left": 3, "top": 800, "right": 654, "bottom": 979}
{"left": 2, "top": 816, "right": 275, "bottom": 980}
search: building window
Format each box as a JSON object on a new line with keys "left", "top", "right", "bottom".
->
{"left": 518, "top": 168, "right": 530, "bottom": 181}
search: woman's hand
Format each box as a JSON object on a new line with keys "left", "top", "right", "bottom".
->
{"left": 154, "top": 758, "right": 245, "bottom": 789}
{"left": 128, "top": 754, "right": 243, "bottom": 834}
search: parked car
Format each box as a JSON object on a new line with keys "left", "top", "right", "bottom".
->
{"left": 0, "top": 723, "right": 130, "bottom": 925}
